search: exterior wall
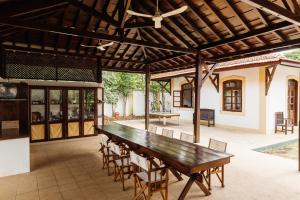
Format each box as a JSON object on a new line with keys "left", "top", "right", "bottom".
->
{"left": 265, "top": 65, "right": 300, "bottom": 134}
{"left": 171, "top": 67, "right": 262, "bottom": 131}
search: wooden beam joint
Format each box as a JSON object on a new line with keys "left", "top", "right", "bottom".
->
{"left": 265, "top": 64, "right": 277, "bottom": 95}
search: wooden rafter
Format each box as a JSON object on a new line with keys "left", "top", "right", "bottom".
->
{"left": 265, "top": 64, "right": 277, "bottom": 95}
{"left": 209, "top": 73, "right": 219, "bottom": 92}
{"left": 0, "top": 18, "right": 195, "bottom": 54}
{"left": 69, "top": 0, "right": 119, "bottom": 27}
{"left": 240, "top": 0, "right": 300, "bottom": 26}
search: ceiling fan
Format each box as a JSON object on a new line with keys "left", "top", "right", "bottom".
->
{"left": 126, "top": 0, "right": 188, "bottom": 29}
{"left": 80, "top": 41, "right": 114, "bottom": 51}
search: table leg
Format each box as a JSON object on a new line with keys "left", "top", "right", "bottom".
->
{"left": 178, "top": 176, "right": 195, "bottom": 200}
{"left": 169, "top": 167, "right": 183, "bottom": 181}
{"left": 178, "top": 116, "right": 180, "bottom": 125}
{"left": 195, "top": 174, "right": 211, "bottom": 196}
{"left": 163, "top": 117, "right": 166, "bottom": 125}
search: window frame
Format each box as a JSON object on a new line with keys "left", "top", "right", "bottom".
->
{"left": 222, "top": 79, "right": 242, "bottom": 112}
{"left": 180, "top": 83, "right": 193, "bottom": 108}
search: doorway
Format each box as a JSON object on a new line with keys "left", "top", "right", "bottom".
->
{"left": 287, "top": 79, "right": 298, "bottom": 125}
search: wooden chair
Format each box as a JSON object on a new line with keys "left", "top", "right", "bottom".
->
{"left": 203, "top": 138, "right": 227, "bottom": 190}
{"left": 130, "top": 151, "right": 169, "bottom": 200}
{"left": 180, "top": 132, "right": 194, "bottom": 143}
{"left": 275, "top": 112, "right": 294, "bottom": 135}
{"left": 99, "top": 134, "right": 114, "bottom": 176}
{"left": 162, "top": 128, "right": 174, "bottom": 138}
{"left": 110, "top": 143, "right": 133, "bottom": 191}
{"left": 148, "top": 125, "right": 158, "bottom": 134}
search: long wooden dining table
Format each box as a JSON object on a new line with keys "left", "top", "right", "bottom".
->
{"left": 96, "top": 123, "right": 233, "bottom": 199}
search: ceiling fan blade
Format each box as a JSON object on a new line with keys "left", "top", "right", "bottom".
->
{"left": 127, "top": 10, "right": 153, "bottom": 18}
{"left": 80, "top": 44, "right": 98, "bottom": 48}
{"left": 101, "top": 42, "right": 114, "bottom": 48}
{"left": 161, "top": 5, "right": 188, "bottom": 18}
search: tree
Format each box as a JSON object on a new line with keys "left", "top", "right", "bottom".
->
{"left": 283, "top": 49, "right": 300, "bottom": 60}
{"left": 103, "top": 71, "right": 144, "bottom": 117}
{"left": 103, "top": 72, "right": 119, "bottom": 115}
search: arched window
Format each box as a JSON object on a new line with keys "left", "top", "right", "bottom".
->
{"left": 181, "top": 83, "right": 193, "bottom": 108}
{"left": 223, "top": 80, "right": 242, "bottom": 112}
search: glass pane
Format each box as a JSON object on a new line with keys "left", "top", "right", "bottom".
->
{"left": 49, "top": 90, "right": 63, "bottom": 122}
{"left": 182, "top": 90, "right": 192, "bottom": 107}
{"left": 84, "top": 90, "right": 95, "bottom": 120}
{"left": 225, "top": 97, "right": 232, "bottom": 103}
{"left": 233, "top": 90, "right": 241, "bottom": 97}
{"left": 224, "top": 90, "right": 231, "bottom": 96}
{"left": 68, "top": 90, "right": 80, "bottom": 120}
{"left": 224, "top": 104, "right": 231, "bottom": 110}
{"left": 31, "top": 89, "right": 45, "bottom": 123}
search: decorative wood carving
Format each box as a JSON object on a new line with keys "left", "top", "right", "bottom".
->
{"left": 265, "top": 64, "right": 277, "bottom": 96}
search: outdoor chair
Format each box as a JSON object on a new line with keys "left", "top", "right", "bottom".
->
{"left": 275, "top": 112, "right": 294, "bottom": 134}
{"left": 180, "top": 132, "right": 194, "bottom": 143}
{"left": 130, "top": 151, "right": 169, "bottom": 200}
{"left": 110, "top": 143, "right": 134, "bottom": 191}
{"left": 148, "top": 125, "right": 158, "bottom": 134}
{"left": 203, "top": 138, "right": 227, "bottom": 190}
{"left": 162, "top": 128, "right": 174, "bottom": 138}
{"left": 99, "top": 134, "right": 114, "bottom": 176}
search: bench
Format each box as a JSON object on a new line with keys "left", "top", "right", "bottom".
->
{"left": 200, "top": 109, "right": 215, "bottom": 127}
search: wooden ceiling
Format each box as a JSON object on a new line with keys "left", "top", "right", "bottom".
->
{"left": 1, "top": 0, "right": 300, "bottom": 74}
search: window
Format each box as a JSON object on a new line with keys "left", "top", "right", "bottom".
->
{"left": 181, "top": 83, "right": 193, "bottom": 108}
{"left": 223, "top": 80, "right": 242, "bottom": 112}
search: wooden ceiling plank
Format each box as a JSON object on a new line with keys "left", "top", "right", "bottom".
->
{"left": 183, "top": 0, "right": 222, "bottom": 41}
{"left": 69, "top": 0, "right": 119, "bottom": 27}
{"left": 240, "top": 0, "right": 300, "bottom": 26}
{"left": 76, "top": 0, "right": 98, "bottom": 53}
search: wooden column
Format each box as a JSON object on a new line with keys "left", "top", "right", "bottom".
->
{"left": 0, "top": 46, "right": 4, "bottom": 78}
{"left": 96, "top": 58, "right": 102, "bottom": 83}
{"left": 145, "top": 64, "right": 150, "bottom": 130}
{"left": 194, "top": 51, "right": 202, "bottom": 143}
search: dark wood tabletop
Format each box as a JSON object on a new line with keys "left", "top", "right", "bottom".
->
{"left": 96, "top": 123, "right": 233, "bottom": 175}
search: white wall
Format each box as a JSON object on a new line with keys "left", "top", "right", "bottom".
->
{"left": 0, "top": 137, "right": 30, "bottom": 177}
{"left": 266, "top": 65, "right": 300, "bottom": 134}
{"left": 171, "top": 67, "right": 262, "bottom": 130}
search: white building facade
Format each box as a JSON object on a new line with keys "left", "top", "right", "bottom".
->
{"left": 152, "top": 54, "right": 300, "bottom": 134}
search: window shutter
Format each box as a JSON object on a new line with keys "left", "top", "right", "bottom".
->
{"left": 173, "top": 90, "right": 181, "bottom": 107}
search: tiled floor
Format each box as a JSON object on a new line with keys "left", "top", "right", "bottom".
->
{"left": 1, "top": 120, "right": 300, "bottom": 200}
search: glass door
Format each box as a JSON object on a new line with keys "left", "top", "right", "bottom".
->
{"left": 49, "top": 89, "right": 63, "bottom": 139}
{"left": 30, "top": 88, "right": 46, "bottom": 141}
{"left": 67, "top": 89, "right": 80, "bottom": 137}
{"left": 83, "top": 89, "right": 95, "bottom": 136}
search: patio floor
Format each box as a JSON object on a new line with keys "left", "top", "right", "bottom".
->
{"left": 0, "top": 120, "right": 300, "bottom": 200}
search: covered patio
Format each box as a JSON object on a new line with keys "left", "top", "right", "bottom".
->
{"left": 1, "top": 0, "right": 300, "bottom": 199}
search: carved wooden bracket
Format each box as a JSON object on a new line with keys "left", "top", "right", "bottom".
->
{"left": 265, "top": 64, "right": 277, "bottom": 96}
{"left": 184, "top": 76, "right": 194, "bottom": 84}
{"left": 209, "top": 73, "right": 219, "bottom": 92}
{"left": 156, "top": 79, "right": 171, "bottom": 94}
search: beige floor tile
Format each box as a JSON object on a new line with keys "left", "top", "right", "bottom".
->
{"left": 58, "top": 182, "right": 79, "bottom": 192}
{"left": 37, "top": 177, "right": 57, "bottom": 189}
{"left": 61, "top": 189, "right": 86, "bottom": 200}
{"left": 16, "top": 191, "right": 39, "bottom": 200}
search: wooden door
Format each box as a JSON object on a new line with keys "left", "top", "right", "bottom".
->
{"left": 288, "top": 79, "right": 298, "bottom": 125}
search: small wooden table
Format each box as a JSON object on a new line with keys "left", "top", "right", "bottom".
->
{"left": 97, "top": 124, "right": 233, "bottom": 199}
{"left": 150, "top": 112, "right": 180, "bottom": 125}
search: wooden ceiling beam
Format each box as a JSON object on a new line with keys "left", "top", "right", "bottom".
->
{"left": 240, "top": 0, "right": 300, "bottom": 26}
{"left": 2, "top": 45, "right": 145, "bottom": 64}
{"left": 0, "top": 0, "right": 69, "bottom": 18}
{"left": 69, "top": 0, "right": 119, "bottom": 27}
{"left": 0, "top": 18, "right": 195, "bottom": 54}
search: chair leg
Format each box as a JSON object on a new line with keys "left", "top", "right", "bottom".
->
{"left": 208, "top": 169, "right": 211, "bottom": 190}
{"left": 221, "top": 165, "right": 224, "bottom": 187}
{"left": 121, "top": 168, "right": 125, "bottom": 191}
{"left": 285, "top": 123, "right": 288, "bottom": 135}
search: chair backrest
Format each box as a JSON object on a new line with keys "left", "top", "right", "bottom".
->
{"left": 275, "top": 112, "right": 284, "bottom": 124}
{"left": 99, "top": 134, "right": 109, "bottom": 146}
{"left": 130, "top": 151, "right": 139, "bottom": 166}
{"left": 180, "top": 132, "right": 194, "bottom": 143}
{"left": 208, "top": 138, "right": 227, "bottom": 152}
{"left": 162, "top": 128, "right": 174, "bottom": 138}
{"left": 148, "top": 125, "right": 158, "bottom": 134}
{"left": 130, "top": 151, "right": 149, "bottom": 171}
{"left": 110, "top": 143, "right": 121, "bottom": 156}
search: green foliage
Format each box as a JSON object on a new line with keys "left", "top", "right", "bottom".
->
{"left": 283, "top": 49, "right": 300, "bottom": 60}
{"left": 103, "top": 71, "right": 170, "bottom": 115}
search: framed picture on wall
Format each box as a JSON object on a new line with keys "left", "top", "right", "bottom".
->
{"left": 0, "top": 83, "right": 18, "bottom": 99}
